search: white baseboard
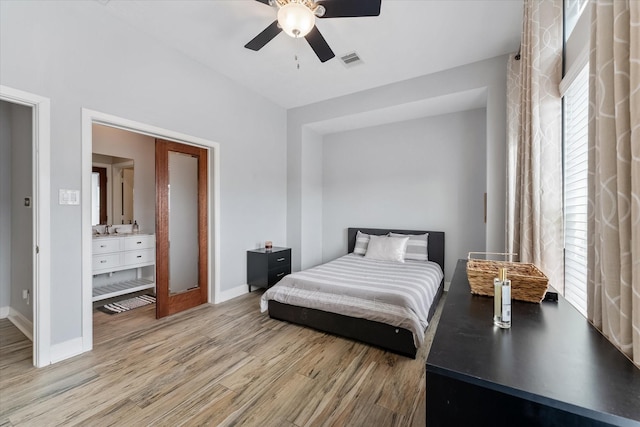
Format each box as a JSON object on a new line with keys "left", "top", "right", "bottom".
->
{"left": 0, "top": 306, "right": 9, "bottom": 318}
{"left": 215, "top": 284, "right": 248, "bottom": 304}
{"left": 444, "top": 281, "right": 451, "bottom": 292}
{"left": 50, "top": 337, "right": 84, "bottom": 364}
{"left": 8, "top": 307, "right": 33, "bottom": 341}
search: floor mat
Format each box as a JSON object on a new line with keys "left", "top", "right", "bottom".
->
{"left": 97, "top": 294, "right": 156, "bottom": 314}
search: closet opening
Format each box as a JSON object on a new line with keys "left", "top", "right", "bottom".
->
{"left": 0, "top": 100, "right": 36, "bottom": 361}
{"left": 0, "top": 85, "right": 51, "bottom": 368}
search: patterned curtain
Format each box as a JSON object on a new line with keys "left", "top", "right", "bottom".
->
{"left": 506, "top": 0, "right": 564, "bottom": 291}
{"left": 587, "top": 0, "right": 640, "bottom": 366}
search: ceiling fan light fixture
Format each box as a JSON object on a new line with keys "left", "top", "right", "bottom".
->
{"left": 277, "top": 2, "right": 315, "bottom": 38}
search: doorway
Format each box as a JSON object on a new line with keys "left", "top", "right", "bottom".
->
{"left": 81, "top": 109, "right": 220, "bottom": 353}
{"left": 0, "top": 85, "right": 51, "bottom": 368}
{"left": 90, "top": 125, "right": 156, "bottom": 329}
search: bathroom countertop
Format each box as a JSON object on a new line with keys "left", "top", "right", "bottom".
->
{"left": 93, "top": 233, "right": 152, "bottom": 238}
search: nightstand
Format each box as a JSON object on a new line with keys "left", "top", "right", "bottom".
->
{"left": 247, "top": 247, "right": 291, "bottom": 292}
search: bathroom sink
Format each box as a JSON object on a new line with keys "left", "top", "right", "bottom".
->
{"left": 93, "top": 232, "right": 140, "bottom": 238}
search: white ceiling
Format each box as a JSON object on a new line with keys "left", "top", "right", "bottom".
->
{"left": 100, "top": 0, "right": 523, "bottom": 110}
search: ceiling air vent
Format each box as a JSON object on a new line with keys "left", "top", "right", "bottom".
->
{"left": 340, "top": 52, "right": 363, "bottom": 68}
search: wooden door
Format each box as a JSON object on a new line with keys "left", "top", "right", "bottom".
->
{"left": 155, "top": 138, "right": 208, "bottom": 318}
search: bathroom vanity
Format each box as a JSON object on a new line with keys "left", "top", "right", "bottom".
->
{"left": 92, "top": 233, "right": 156, "bottom": 301}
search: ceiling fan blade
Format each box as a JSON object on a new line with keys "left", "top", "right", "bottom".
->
{"left": 316, "top": 0, "right": 381, "bottom": 18}
{"left": 254, "top": 0, "right": 271, "bottom": 5}
{"left": 305, "top": 26, "right": 335, "bottom": 63}
{"left": 245, "top": 20, "right": 282, "bottom": 51}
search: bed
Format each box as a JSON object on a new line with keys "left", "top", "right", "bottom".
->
{"left": 260, "top": 228, "right": 445, "bottom": 358}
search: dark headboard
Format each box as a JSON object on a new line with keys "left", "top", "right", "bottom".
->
{"left": 347, "top": 228, "right": 445, "bottom": 273}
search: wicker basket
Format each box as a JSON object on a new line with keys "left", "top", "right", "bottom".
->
{"left": 466, "top": 253, "right": 549, "bottom": 303}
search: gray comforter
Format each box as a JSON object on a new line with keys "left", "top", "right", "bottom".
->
{"left": 260, "top": 253, "right": 444, "bottom": 347}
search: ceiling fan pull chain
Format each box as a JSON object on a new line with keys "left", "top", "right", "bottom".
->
{"left": 295, "top": 36, "right": 302, "bottom": 70}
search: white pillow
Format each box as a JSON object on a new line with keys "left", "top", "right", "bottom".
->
{"left": 364, "top": 235, "right": 410, "bottom": 262}
{"left": 389, "top": 232, "right": 429, "bottom": 261}
{"left": 353, "top": 231, "right": 370, "bottom": 255}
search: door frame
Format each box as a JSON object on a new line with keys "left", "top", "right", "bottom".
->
{"left": 80, "top": 109, "right": 220, "bottom": 353}
{"left": 0, "top": 85, "right": 51, "bottom": 368}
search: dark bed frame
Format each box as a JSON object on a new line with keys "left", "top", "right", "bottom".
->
{"left": 268, "top": 228, "right": 445, "bottom": 358}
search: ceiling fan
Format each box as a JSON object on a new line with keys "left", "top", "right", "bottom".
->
{"left": 245, "top": 0, "right": 382, "bottom": 63}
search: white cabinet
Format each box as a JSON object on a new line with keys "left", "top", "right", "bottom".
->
{"left": 92, "top": 234, "right": 156, "bottom": 302}
{"left": 93, "top": 238, "right": 121, "bottom": 254}
{"left": 123, "top": 234, "right": 154, "bottom": 251}
{"left": 122, "top": 248, "right": 155, "bottom": 266}
{"left": 92, "top": 253, "right": 120, "bottom": 272}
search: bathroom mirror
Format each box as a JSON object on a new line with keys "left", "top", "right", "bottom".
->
{"left": 91, "top": 154, "right": 134, "bottom": 226}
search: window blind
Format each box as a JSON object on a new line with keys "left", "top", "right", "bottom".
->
{"left": 563, "top": 64, "right": 589, "bottom": 317}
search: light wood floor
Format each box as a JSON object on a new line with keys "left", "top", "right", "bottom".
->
{"left": 0, "top": 291, "right": 445, "bottom": 426}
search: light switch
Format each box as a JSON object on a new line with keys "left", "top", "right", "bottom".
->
{"left": 59, "top": 189, "right": 80, "bottom": 205}
{"left": 24, "top": 197, "right": 31, "bottom": 208}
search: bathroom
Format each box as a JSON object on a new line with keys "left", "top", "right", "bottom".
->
{"left": 91, "top": 124, "right": 157, "bottom": 306}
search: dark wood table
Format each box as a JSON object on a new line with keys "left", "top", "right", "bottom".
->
{"left": 426, "top": 259, "right": 640, "bottom": 427}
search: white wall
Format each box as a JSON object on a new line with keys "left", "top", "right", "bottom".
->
{"left": 0, "top": 1, "right": 287, "bottom": 347}
{"left": 300, "top": 127, "right": 324, "bottom": 269}
{"left": 92, "top": 125, "right": 156, "bottom": 234}
{"left": 288, "top": 55, "right": 508, "bottom": 272}
{"left": 0, "top": 101, "right": 12, "bottom": 316}
{"left": 321, "top": 110, "right": 487, "bottom": 280}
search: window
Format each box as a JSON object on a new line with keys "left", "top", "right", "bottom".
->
{"left": 564, "top": 0, "right": 588, "bottom": 40}
{"left": 562, "top": 64, "right": 589, "bottom": 316}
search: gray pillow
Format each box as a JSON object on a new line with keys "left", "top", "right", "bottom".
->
{"left": 389, "top": 232, "right": 429, "bottom": 261}
{"left": 353, "top": 230, "right": 370, "bottom": 255}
